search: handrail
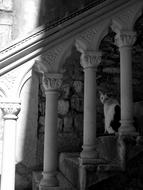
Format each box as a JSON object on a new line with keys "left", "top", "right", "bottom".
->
{"left": 0, "top": 0, "right": 131, "bottom": 75}
{"left": 0, "top": 0, "right": 107, "bottom": 56}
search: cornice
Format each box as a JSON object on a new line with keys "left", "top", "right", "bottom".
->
{"left": 0, "top": 0, "right": 140, "bottom": 76}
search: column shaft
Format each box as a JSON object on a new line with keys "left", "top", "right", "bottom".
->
{"left": 120, "top": 47, "right": 133, "bottom": 121}
{"left": 83, "top": 68, "right": 97, "bottom": 149}
{"left": 80, "top": 51, "right": 101, "bottom": 160}
{"left": 44, "top": 91, "right": 58, "bottom": 174}
{"left": 1, "top": 118, "right": 17, "bottom": 190}
{"left": 115, "top": 31, "right": 137, "bottom": 135}
{"left": 39, "top": 73, "right": 62, "bottom": 188}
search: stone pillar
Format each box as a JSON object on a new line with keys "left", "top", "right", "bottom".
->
{"left": 115, "top": 31, "right": 137, "bottom": 135}
{"left": 39, "top": 73, "right": 62, "bottom": 189}
{"left": 0, "top": 100, "right": 21, "bottom": 190}
{"left": 80, "top": 51, "right": 101, "bottom": 160}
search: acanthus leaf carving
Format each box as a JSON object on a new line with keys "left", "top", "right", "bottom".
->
{"left": 0, "top": 69, "right": 18, "bottom": 96}
{"left": 0, "top": 101, "right": 21, "bottom": 118}
{"left": 112, "top": 2, "right": 143, "bottom": 32}
{"left": 80, "top": 51, "right": 102, "bottom": 69}
{"left": 79, "top": 28, "right": 97, "bottom": 43}
{"left": 115, "top": 31, "right": 136, "bottom": 48}
{"left": 40, "top": 44, "right": 67, "bottom": 73}
{"left": 42, "top": 73, "right": 63, "bottom": 91}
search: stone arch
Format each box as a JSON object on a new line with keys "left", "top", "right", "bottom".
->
{"left": 57, "top": 39, "right": 76, "bottom": 72}
{"left": 111, "top": 1, "right": 143, "bottom": 32}
{"left": 17, "top": 67, "right": 33, "bottom": 98}
{"left": 75, "top": 19, "right": 111, "bottom": 52}
{"left": 35, "top": 39, "right": 75, "bottom": 74}
{"left": 16, "top": 62, "right": 39, "bottom": 170}
{"left": 8, "top": 58, "right": 36, "bottom": 99}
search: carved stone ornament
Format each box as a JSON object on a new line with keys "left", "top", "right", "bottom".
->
{"left": 0, "top": 101, "right": 21, "bottom": 118}
{"left": 112, "top": 2, "right": 143, "bottom": 33}
{"left": 42, "top": 73, "right": 63, "bottom": 91}
{"left": 79, "top": 28, "right": 97, "bottom": 43}
{"left": 0, "top": 69, "right": 18, "bottom": 94}
{"left": 115, "top": 31, "right": 136, "bottom": 48}
{"left": 80, "top": 51, "right": 102, "bottom": 69}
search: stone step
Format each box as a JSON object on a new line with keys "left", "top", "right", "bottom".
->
{"left": 59, "top": 153, "right": 80, "bottom": 189}
{"left": 32, "top": 171, "right": 76, "bottom": 190}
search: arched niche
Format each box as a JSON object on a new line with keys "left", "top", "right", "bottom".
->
{"left": 96, "top": 27, "right": 120, "bottom": 135}
{"left": 98, "top": 27, "right": 120, "bottom": 97}
{"left": 57, "top": 44, "right": 84, "bottom": 152}
{"left": 15, "top": 65, "right": 39, "bottom": 187}
{"left": 133, "top": 11, "right": 143, "bottom": 102}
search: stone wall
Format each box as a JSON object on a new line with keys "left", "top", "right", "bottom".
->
{"left": 38, "top": 0, "right": 106, "bottom": 25}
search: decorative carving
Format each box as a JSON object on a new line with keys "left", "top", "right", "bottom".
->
{"left": 42, "top": 73, "right": 63, "bottom": 91}
{"left": 76, "top": 20, "right": 110, "bottom": 52}
{"left": 0, "top": 101, "right": 21, "bottom": 118}
{"left": 79, "top": 28, "right": 97, "bottom": 42}
{"left": 36, "top": 43, "right": 69, "bottom": 73}
{"left": 115, "top": 31, "right": 136, "bottom": 48}
{"left": 112, "top": 3, "right": 143, "bottom": 32}
{"left": 0, "top": 69, "right": 18, "bottom": 93}
{"left": 43, "top": 46, "right": 63, "bottom": 64}
{"left": 80, "top": 51, "right": 102, "bottom": 69}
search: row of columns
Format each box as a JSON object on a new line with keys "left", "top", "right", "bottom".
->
{"left": 39, "top": 30, "right": 138, "bottom": 188}
{"left": 0, "top": 30, "right": 137, "bottom": 190}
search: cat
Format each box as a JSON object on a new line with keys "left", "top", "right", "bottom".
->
{"left": 99, "top": 91, "right": 121, "bottom": 134}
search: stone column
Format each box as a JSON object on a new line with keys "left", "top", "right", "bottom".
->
{"left": 115, "top": 31, "right": 137, "bottom": 135}
{"left": 0, "top": 100, "right": 21, "bottom": 190}
{"left": 80, "top": 51, "right": 101, "bottom": 161}
{"left": 39, "top": 73, "right": 62, "bottom": 189}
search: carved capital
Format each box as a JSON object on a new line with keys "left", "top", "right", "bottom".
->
{"left": 115, "top": 31, "right": 136, "bottom": 48}
{"left": 0, "top": 100, "right": 21, "bottom": 119}
{"left": 42, "top": 73, "right": 63, "bottom": 91}
{"left": 80, "top": 51, "right": 102, "bottom": 69}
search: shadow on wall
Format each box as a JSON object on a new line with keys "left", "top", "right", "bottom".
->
{"left": 15, "top": 69, "right": 39, "bottom": 190}
{"left": 38, "top": 0, "right": 99, "bottom": 25}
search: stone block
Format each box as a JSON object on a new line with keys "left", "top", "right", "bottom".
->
{"left": 58, "top": 100, "right": 69, "bottom": 115}
{"left": 73, "top": 81, "right": 83, "bottom": 94}
{"left": 64, "top": 116, "right": 73, "bottom": 132}
{"left": 62, "top": 85, "right": 70, "bottom": 98}
{"left": 59, "top": 153, "right": 79, "bottom": 188}
{"left": 71, "top": 95, "right": 83, "bottom": 112}
{"left": 74, "top": 114, "right": 83, "bottom": 133}
{"left": 57, "top": 117, "right": 64, "bottom": 132}
{"left": 97, "top": 136, "right": 119, "bottom": 163}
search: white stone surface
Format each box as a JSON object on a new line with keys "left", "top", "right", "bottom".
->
{"left": 16, "top": 70, "right": 39, "bottom": 168}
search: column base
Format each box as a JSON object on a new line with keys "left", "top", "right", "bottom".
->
{"left": 39, "top": 172, "right": 59, "bottom": 189}
{"left": 80, "top": 145, "right": 98, "bottom": 160}
{"left": 119, "top": 120, "right": 138, "bottom": 136}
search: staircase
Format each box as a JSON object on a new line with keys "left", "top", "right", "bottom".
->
{"left": 0, "top": 0, "right": 143, "bottom": 190}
